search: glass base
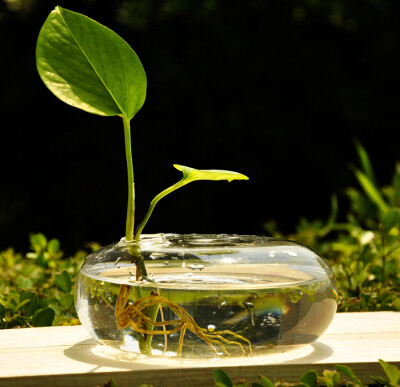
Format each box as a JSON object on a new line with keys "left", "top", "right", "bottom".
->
{"left": 75, "top": 234, "right": 337, "bottom": 359}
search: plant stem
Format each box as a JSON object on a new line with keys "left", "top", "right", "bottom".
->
{"left": 134, "top": 180, "right": 186, "bottom": 240}
{"left": 123, "top": 115, "right": 135, "bottom": 241}
{"left": 122, "top": 115, "right": 154, "bottom": 353}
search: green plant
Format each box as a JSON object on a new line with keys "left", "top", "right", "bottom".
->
{"left": 264, "top": 141, "right": 400, "bottom": 312}
{"left": 0, "top": 233, "right": 89, "bottom": 328}
{"left": 36, "top": 6, "right": 248, "bottom": 247}
{"left": 97, "top": 361, "right": 400, "bottom": 387}
{"left": 36, "top": 6, "right": 248, "bottom": 355}
{"left": 213, "top": 359, "right": 400, "bottom": 386}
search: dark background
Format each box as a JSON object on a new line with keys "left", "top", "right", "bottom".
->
{"left": 1, "top": 0, "right": 399, "bottom": 254}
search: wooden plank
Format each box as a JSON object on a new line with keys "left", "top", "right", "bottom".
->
{"left": 0, "top": 312, "right": 399, "bottom": 386}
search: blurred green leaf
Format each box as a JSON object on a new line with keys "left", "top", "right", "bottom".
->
{"left": 47, "top": 238, "right": 60, "bottom": 256}
{"left": 14, "top": 298, "right": 31, "bottom": 312}
{"left": 300, "top": 370, "right": 318, "bottom": 387}
{"left": 321, "top": 370, "right": 340, "bottom": 387}
{"left": 354, "top": 168, "right": 389, "bottom": 214}
{"left": 355, "top": 139, "right": 377, "bottom": 186}
{"left": 20, "top": 291, "right": 39, "bottom": 317}
{"left": 258, "top": 375, "right": 275, "bottom": 387}
{"left": 382, "top": 208, "right": 400, "bottom": 235}
{"left": 55, "top": 270, "right": 72, "bottom": 293}
{"left": 32, "top": 307, "right": 55, "bottom": 327}
{"left": 59, "top": 294, "right": 74, "bottom": 309}
{"left": 16, "top": 276, "right": 34, "bottom": 289}
{"left": 392, "top": 163, "right": 400, "bottom": 207}
{"left": 335, "top": 365, "right": 364, "bottom": 386}
{"left": 213, "top": 369, "right": 233, "bottom": 387}
{"left": 30, "top": 233, "right": 47, "bottom": 253}
{"left": 379, "top": 359, "right": 400, "bottom": 386}
{"left": 35, "top": 253, "right": 47, "bottom": 268}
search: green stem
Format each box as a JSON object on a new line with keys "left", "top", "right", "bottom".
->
{"left": 122, "top": 115, "right": 154, "bottom": 353}
{"left": 123, "top": 115, "right": 135, "bottom": 241}
{"left": 134, "top": 180, "right": 187, "bottom": 240}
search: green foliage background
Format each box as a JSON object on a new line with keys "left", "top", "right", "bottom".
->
{"left": 1, "top": 143, "right": 399, "bottom": 328}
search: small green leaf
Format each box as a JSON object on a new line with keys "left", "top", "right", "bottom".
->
{"left": 392, "top": 163, "right": 400, "bottom": 206}
{"left": 213, "top": 369, "right": 233, "bottom": 387}
{"left": 369, "top": 375, "right": 387, "bottom": 385}
{"left": 59, "top": 294, "right": 74, "bottom": 309}
{"left": 32, "top": 308, "right": 55, "bottom": 327}
{"left": 382, "top": 208, "right": 400, "bottom": 234}
{"left": 258, "top": 375, "right": 275, "bottom": 387}
{"left": 54, "top": 271, "right": 72, "bottom": 293}
{"left": 104, "top": 379, "right": 119, "bottom": 387}
{"left": 379, "top": 359, "right": 400, "bottom": 386}
{"left": 47, "top": 238, "right": 60, "bottom": 256}
{"left": 14, "top": 298, "right": 31, "bottom": 312}
{"left": 30, "top": 233, "right": 47, "bottom": 253}
{"left": 20, "top": 291, "right": 39, "bottom": 317}
{"left": 335, "top": 365, "right": 364, "bottom": 386}
{"left": 321, "top": 370, "right": 340, "bottom": 387}
{"left": 35, "top": 253, "right": 47, "bottom": 268}
{"left": 16, "top": 276, "right": 34, "bottom": 289}
{"left": 36, "top": 6, "right": 146, "bottom": 119}
{"left": 354, "top": 168, "right": 389, "bottom": 213}
{"left": 174, "top": 164, "right": 249, "bottom": 183}
{"left": 134, "top": 165, "right": 249, "bottom": 239}
{"left": 355, "top": 139, "right": 377, "bottom": 186}
{"left": 300, "top": 370, "right": 318, "bottom": 387}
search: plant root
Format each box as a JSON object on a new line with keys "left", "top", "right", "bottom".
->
{"left": 115, "top": 285, "right": 253, "bottom": 357}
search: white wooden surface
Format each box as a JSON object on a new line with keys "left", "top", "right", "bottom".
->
{"left": 0, "top": 312, "right": 399, "bottom": 386}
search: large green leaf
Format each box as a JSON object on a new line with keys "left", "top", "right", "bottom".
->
{"left": 36, "top": 6, "right": 146, "bottom": 119}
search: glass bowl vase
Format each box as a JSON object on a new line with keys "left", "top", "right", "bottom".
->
{"left": 75, "top": 234, "right": 337, "bottom": 359}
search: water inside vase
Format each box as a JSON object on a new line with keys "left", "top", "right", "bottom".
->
{"left": 75, "top": 256, "right": 337, "bottom": 358}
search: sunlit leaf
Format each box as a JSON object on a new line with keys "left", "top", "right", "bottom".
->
{"left": 379, "top": 359, "right": 400, "bottom": 386}
{"left": 36, "top": 6, "right": 146, "bottom": 119}
{"left": 134, "top": 165, "right": 249, "bottom": 239}
{"left": 174, "top": 164, "right": 249, "bottom": 183}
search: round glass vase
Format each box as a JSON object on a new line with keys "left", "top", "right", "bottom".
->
{"left": 75, "top": 234, "right": 337, "bottom": 359}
